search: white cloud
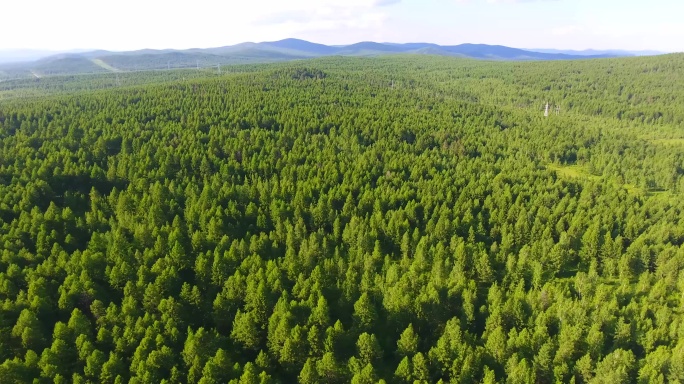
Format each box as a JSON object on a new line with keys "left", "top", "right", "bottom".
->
{"left": 456, "top": 0, "right": 559, "bottom": 3}
{"left": 552, "top": 21, "right": 684, "bottom": 40}
{"left": 551, "top": 25, "right": 585, "bottom": 36}
{"left": 1, "top": 0, "right": 679, "bottom": 52}
{"left": 374, "top": 0, "right": 402, "bottom": 5}
{"left": 546, "top": 19, "right": 684, "bottom": 52}
{"left": 0, "top": 0, "right": 399, "bottom": 50}
{"left": 249, "top": 0, "right": 395, "bottom": 42}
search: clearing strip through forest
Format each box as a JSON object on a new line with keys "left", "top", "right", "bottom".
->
{"left": 91, "top": 58, "right": 120, "bottom": 72}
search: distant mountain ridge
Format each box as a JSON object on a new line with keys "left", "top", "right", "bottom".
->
{"left": 528, "top": 48, "right": 664, "bottom": 57}
{"left": 0, "top": 38, "right": 660, "bottom": 79}
{"left": 527, "top": 49, "right": 667, "bottom": 56}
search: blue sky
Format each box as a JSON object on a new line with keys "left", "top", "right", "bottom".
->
{"left": 1, "top": 0, "right": 682, "bottom": 52}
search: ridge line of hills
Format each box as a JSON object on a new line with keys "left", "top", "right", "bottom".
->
{"left": 0, "top": 38, "right": 666, "bottom": 79}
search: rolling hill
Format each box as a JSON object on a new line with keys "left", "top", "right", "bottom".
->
{"left": 528, "top": 48, "right": 665, "bottom": 57}
{"left": 0, "top": 38, "right": 638, "bottom": 79}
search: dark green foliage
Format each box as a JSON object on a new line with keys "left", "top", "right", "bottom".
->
{"left": 0, "top": 54, "right": 683, "bottom": 383}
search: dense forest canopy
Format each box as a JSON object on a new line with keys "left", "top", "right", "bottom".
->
{"left": 0, "top": 54, "right": 684, "bottom": 383}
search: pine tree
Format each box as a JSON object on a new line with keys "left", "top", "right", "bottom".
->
{"left": 396, "top": 323, "right": 419, "bottom": 357}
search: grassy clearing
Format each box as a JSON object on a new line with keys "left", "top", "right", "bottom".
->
{"left": 645, "top": 189, "right": 671, "bottom": 198}
{"left": 547, "top": 163, "right": 647, "bottom": 196}
{"left": 623, "top": 183, "right": 643, "bottom": 195}
{"left": 650, "top": 138, "right": 684, "bottom": 146}
{"left": 547, "top": 164, "right": 599, "bottom": 180}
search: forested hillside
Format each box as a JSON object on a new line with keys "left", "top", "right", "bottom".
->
{"left": 0, "top": 39, "right": 620, "bottom": 80}
{"left": 1, "top": 54, "right": 684, "bottom": 383}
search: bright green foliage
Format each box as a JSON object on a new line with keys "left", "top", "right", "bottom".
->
{"left": 0, "top": 54, "right": 684, "bottom": 383}
{"left": 11, "top": 309, "right": 46, "bottom": 351}
{"left": 395, "top": 356, "right": 412, "bottom": 383}
{"left": 396, "top": 323, "right": 418, "bottom": 357}
{"left": 592, "top": 349, "right": 636, "bottom": 383}
{"left": 298, "top": 358, "right": 319, "bottom": 384}
{"left": 356, "top": 333, "right": 382, "bottom": 366}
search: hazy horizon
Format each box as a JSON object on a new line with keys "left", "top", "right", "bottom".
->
{"left": 0, "top": 40, "right": 673, "bottom": 55}
{"left": 2, "top": 0, "right": 682, "bottom": 53}
{"left": 0, "top": 39, "right": 668, "bottom": 66}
